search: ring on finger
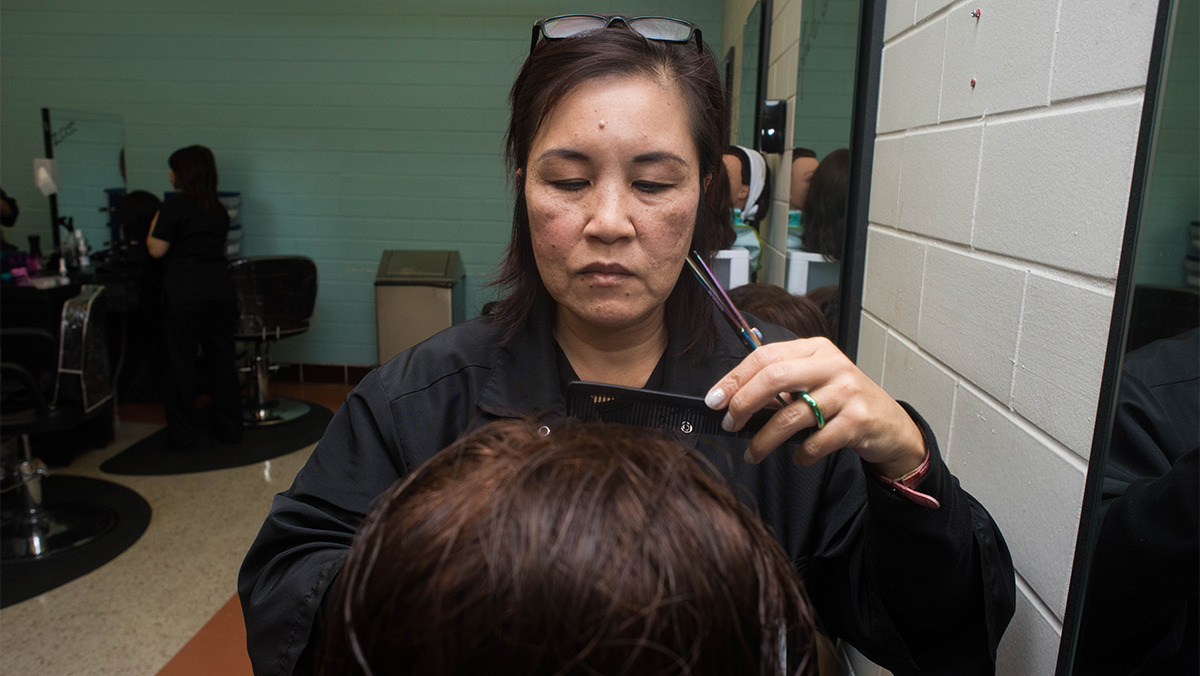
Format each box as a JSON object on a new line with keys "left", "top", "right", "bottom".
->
{"left": 798, "top": 392, "right": 825, "bottom": 429}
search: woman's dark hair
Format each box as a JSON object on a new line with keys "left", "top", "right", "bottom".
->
{"left": 168, "top": 145, "right": 220, "bottom": 212}
{"left": 800, "top": 148, "right": 850, "bottom": 262}
{"left": 728, "top": 283, "right": 830, "bottom": 340}
{"left": 118, "top": 190, "right": 162, "bottom": 243}
{"left": 489, "top": 25, "right": 729, "bottom": 353}
{"left": 724, "top": 145, "right": 771, "bottom": 229}
{"left": 317, "top": 420, "right": 818, "bottom": 676}
{"left": 792, "top": 147, "right": 817, "bottom": 159}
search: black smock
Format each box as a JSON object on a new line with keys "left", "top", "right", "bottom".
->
{"left": 238, "top": 301, "right": 1015, "bottom": 676}
{"left": 1075, "top": 329, "right": 1199, "bottom": 674}
{"left": 153, "top": 194, "right": 240, "bottom": 444}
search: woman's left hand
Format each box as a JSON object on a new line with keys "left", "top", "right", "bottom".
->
{"left": 705, "top": 337, "right": 927, "bottom": 478}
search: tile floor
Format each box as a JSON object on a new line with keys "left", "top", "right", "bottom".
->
{"left": 0, "top": 383, "right": 353, "bottom": 676}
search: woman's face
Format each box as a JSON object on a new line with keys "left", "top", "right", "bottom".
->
{"left": 525, "top": 75, "right": 701, "bottom": 332}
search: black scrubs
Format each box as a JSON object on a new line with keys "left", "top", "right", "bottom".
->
{"left": 153, "top": 194, "right": 241, "bottom": 447}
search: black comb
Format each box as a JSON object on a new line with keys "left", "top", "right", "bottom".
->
{"left": 565, "top": 381, "right": 814, "bottom": 445}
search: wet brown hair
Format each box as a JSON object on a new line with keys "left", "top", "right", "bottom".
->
{"left": 727, "top": 283, "right": 831, "bottom": 340}
{"left": 488, "top": 25, "right": 729, "bottom": 353}
{"left": 800, "top": 148, "right": 849, "bottom": 262}
{"left": 317, "top": 420, "right": 818, "bottom": 676}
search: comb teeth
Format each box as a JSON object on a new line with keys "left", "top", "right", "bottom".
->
{"left": 565, "top": 382, "right": 814, "bottom": 445}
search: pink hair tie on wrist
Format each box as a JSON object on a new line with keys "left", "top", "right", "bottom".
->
{"left": 872, "top": 451, "right": 940, "bottom": 509}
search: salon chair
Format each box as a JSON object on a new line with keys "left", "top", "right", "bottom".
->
{"left": 1, "top": 308, "right": 115, "bottom": 559}
{"left": 230, "top": 256, "right": 318, "bottom": 425}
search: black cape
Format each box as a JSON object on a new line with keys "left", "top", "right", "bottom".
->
{"left": 239, "top": 302, "right": 1015, "bottom": 675}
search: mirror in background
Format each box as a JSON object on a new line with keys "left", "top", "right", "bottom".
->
{"left": 1062, "top": 0, "right": 1198, "bottom": 672}
{"left": 737, "top": 2, "right": 763, "bottom": 148}
{"left": 46, "top": 108, "right": 126, "bottom": 259}
{"left": 714, "top": 1, "right": 769, "bottom": 290}
{"left": 781, "top": 0, "right": 863, "bottom": 338}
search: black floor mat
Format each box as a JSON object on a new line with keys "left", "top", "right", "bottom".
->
{"left": 99, "top": 403, "right": 333, "bottom": 476}
{"left": 1, "top": 475, "right": 151, "bottom": 608}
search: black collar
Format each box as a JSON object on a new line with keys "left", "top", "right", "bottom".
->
{"left": 475, "top": 299, "right": 755, "bottom": 420}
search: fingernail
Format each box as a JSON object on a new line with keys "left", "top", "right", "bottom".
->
{"left": 705, "top": 387, "right": 725, "bottom": 409}
{"left": 744, "top": 449, "right": 756, "bottom": 464}
{"left": 721, "top": 412, "right": 734, "bottom": 432}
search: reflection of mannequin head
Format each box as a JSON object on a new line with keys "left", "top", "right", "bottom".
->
{"left": 728, "top": 282, "right": 830, "bottom": 339}
{"left": 801, "top": 148, "right": 850, "bottom": 261}
{"left": 318, "top": 420, "right": 819, "bottom": 676}
{"left": 723, "top": 145, "right": 770, "bottom": 226}
{"left": 722, "top": 153, "right": 749, "bottom": 209}
{"left": 790, "top": 148, "right": 818, "bottom": 210}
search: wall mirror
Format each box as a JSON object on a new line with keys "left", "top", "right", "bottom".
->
{"left": 41, "top": 108, "right": 126, "bottom": 253}
{"left": 1057, "top": 0, "right": 1198, "bottom": 672}
{"left": 737, "top": 1, "right": 765, "bottom": 148}
{"left": 722, "top": 0, "right": 882, "bottom": 358}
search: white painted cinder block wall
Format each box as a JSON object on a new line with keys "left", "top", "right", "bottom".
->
{"left": 857, "top": 1, "right": 1161, "bottom": 674}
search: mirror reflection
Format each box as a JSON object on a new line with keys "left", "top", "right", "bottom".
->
{"left": 1069, "top": 0, "right": 1198, "bottom": 669}
{"left": 788, "top": 0, "right": 860, "bottom": 268}
{"left": 46, "top": 109, "right": 126, "bottom": 252}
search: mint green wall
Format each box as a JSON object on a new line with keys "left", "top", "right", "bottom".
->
{"left": 792, "top": 0, "right": 859, "bottom": 160}
{"left": 1136, "top": 0, "right": 1198, "bottom": 287}
{"left": 1, "top": 1, "right": 723, "bottom": 365}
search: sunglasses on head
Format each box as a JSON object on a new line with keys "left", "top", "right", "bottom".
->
{"left": 530, "top": 15, "right": 703, "bottom": 55}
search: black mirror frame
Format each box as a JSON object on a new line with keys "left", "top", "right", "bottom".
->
{"left": 837, "top": 0, "right": 885, "bottom": 360}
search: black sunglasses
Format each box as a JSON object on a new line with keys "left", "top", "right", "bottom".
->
{"left": 530, "top": 15, "right": 703, "bottom": 55}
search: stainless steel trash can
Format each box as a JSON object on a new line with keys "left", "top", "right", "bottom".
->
{"left": 374, "top": 250, "right": 465, "bottom": 365}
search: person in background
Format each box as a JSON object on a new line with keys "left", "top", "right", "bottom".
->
{"left": 722, "top": 145, "right": 770, "bottom": 273}
{"left": 800, "top": 148, "right": 849, "bottom": 261}
{"left": 146, "top": 145, "right": 241, "bottom": 451}
{"left": 788, "top": 148, "right": 819, "bottom": 250}
{"left": 728, "top": 282, "right": 830, "bottom": 340}
{"left": 315, "top": 420, "right": 821, "bottom": 676}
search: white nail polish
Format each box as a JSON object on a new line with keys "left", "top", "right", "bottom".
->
{"left": 721, "top": 412, "right": 734, "bottom": 432}
{"left": 705, "top": 387, "right": 725, "bottom": 409}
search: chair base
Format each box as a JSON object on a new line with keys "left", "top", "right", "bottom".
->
{"left": 242, "top": 397, "right": 311, "bottom": 426}
{"left": 1, "top": 505, "right": 117, "bottom": 560}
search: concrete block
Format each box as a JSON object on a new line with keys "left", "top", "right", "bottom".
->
{"left": 769, "top": 41, "right": 800, "bottom": 101}
{"left": 939, "top": 0, "right": 1058, "bottom": 121}
{"left": 863, "top": 227, "right": 925, "bottom": 339}
{"left": 896, "top": 123, "right": 983, "bottom": 244}
{"left": 918, "top": 247, "right": 1024, "bottom": 403}
{"left": 996, "top": 584, "right": 1062, "bottom": 676}
{"left": 1012, "top": 275, "right": 1113, "bottom": 459}
{"left": 857, "top": 312, "right": 889, "bottom": 385}
{"left": 868, "top": 135, "right": 904, "bottom": 226}
{"left": 771, "top": 0, "right": 804, "bottom": 57}
{"left": 882, "top": 334, "right": 957, "bottom": 456}
{"left": 884, "top": 0, "right": 918, "bottom": 41}
{"left": 877, "top": 17, "right": 947, "bottom": 133}
{"left": 973, "top": 100, "right": 1143, "bottom": 279}
{"left": 1052, "top": 0, "right": 1158, "bottom": 101}
{"left": 949, "top": 387, "right": 1086, "bottom": 617}
{"left": 915, "top": 0, "right": 956, "bottom": 23}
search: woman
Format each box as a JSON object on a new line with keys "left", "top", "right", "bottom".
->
{"left": 147, "top": 145, "right": 241, "bottom": 450}
{"left": 240, "top": 17, "right": 1014, "bottom": 676}
{"left": 316, "top": 420, "right": 820, "bottom": 676}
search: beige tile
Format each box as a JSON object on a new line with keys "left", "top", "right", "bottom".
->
{"left": 0, "top": 422, "right": 316, "bottom": 676}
